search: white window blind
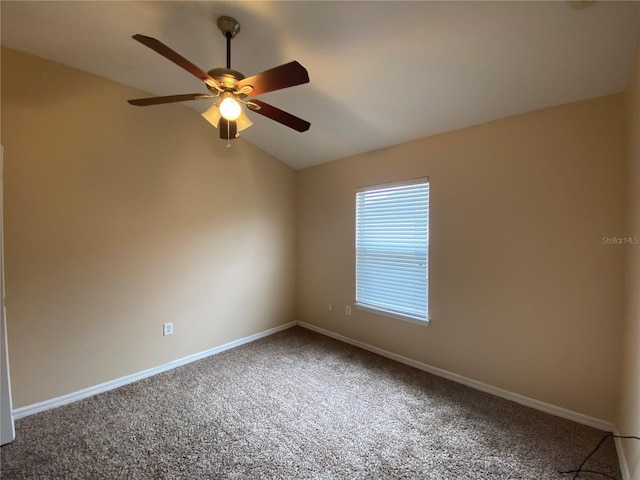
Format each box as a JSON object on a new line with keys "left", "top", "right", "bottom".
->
{"left": 355, "top": 179, "right": 429, "bottom": 322}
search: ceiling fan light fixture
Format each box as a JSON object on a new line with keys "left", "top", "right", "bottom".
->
{"left": 219, "top": 94, "right": 241, "bottom": 121}
{"left": 202, "top": 101, "right": 252, "bottom": 132}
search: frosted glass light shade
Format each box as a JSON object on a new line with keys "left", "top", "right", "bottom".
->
{"left": 201, "top": 104, "right": 221, "bottom": 127}
{"left": 236, "top": 110, "right": 253, "bottom": 132}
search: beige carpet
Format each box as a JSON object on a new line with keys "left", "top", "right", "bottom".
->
{"left": 0, "top": 326, "right": 620, "bottom": 479}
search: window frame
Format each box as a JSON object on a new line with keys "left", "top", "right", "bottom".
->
{"left": 354, "top": 177, "right": 430, "bottom": 326}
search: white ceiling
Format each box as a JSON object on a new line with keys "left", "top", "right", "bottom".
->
{"left": 1, "top": 1, "right": 638, "bottom": 170}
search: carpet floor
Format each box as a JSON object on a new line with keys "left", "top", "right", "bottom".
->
{"left": 0, "top": 326, "right": 620, "bottom": 479}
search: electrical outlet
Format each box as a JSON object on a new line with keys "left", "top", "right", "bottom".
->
{"left": 328, "top": 302, "right": 333, "bottom": 312}
{"left": 163, "top": 322, "right": 173, "bottom": 336}
{"left": 346, "top": 305, "right": 352, "bottom": 316}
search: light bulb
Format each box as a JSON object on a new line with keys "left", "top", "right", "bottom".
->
{"left": 219, "top": 96, "right": 241, "bottom": 121}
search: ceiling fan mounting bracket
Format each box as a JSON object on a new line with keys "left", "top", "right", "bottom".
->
{"left": 217, "top": 16, "right": 240, "bottom": 39}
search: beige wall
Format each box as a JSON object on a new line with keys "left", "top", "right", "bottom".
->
{"left": 296, "top": 94, "right": 627, "bottom": 422}
{"left": 620, "top": 29, "right": 640, "bottom": 479}
{"left": 1, "top": 48, "right": 296, "bottom": 408}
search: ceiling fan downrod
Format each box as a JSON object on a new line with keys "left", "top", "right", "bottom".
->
{"left": 217, "top": 16, "right": 240, "bottom": 70}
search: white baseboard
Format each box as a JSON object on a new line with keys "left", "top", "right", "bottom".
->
{"left": 12, "top": 319, "right": 617, "bottom": 436}
{"left": 13, "top": 322, "right": 296, "bottom": 420}
{"left": 297, "top": 321, "right": 615, "bottom": 433}
{"left": 614, "top": 429, "right": 632, "bottom": 480}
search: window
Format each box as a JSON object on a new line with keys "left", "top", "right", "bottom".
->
{"left": 355, "top": 178, "right": 429, "bottom": 324}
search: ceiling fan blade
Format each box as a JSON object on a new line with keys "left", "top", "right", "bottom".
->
{"left": 128, "top": 93, "right": 214, "bottom": 106}
{"left": 132, "top": 34, "right": 220, "bottom": 88}
{"left": 249, "top": 100, "right": 310, "bottom": 132}
{"left": 219, "top": 118, "right": 238, "bottom": 140}
{"left": 238, "top": 61, "right": 309, "bottom": 97}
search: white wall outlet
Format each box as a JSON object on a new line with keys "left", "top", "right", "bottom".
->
{"left": 328, "top": 302, "right": 333, "bottom": 312}
{"left": 163, "top": 322, "right": 173, "bottom": 336}
{"left": 346, "top": 305, "right": 352, "bottom": 316}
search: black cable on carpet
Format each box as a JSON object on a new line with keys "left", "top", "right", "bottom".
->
{"left": 559, "top": 434, "right": 640, "bottom": 479}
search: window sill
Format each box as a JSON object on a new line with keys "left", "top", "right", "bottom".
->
{"left": 353, "top": 303, "right": 430, "bottom": 327}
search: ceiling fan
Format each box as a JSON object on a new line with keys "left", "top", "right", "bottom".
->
{"left": 127, "top": 16, "right": 310, "bottom": 145}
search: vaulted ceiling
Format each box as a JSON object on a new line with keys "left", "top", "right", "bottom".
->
{"left": 2, "top": 1, "right": 638, "bottom": 169}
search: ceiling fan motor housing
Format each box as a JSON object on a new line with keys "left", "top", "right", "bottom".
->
{"left": 206, "top": 67, "right": 245, "bottom": 93}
